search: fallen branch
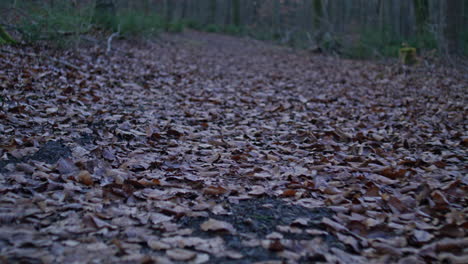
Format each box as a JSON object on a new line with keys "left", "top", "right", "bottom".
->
{"left": 106, "top": 24, "right": 121, "bottom": 55}
{"left": 0, "top": 48, "right": 81, "bottom": 71}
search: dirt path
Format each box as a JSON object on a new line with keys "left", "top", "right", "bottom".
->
{"left": 0, "top": 31, "right": 467, "bottom": 263}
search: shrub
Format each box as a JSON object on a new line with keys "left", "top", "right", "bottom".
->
{"left": 186, "top": 20, "right": 203, "bottom": 30}
{"left": 166, "top": 21, "right": 185, "bottom": 33}
{"left": 224, "top": 24, "right": 242, "bottom": 35}
{"left": 16, "top": 1, "right": 93, "bottom": 46}
{"left": 205, "top": 24, "right": 221, "bottom": 33}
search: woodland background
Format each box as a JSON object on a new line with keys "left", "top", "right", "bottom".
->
{"left": 1, "top": 0, "right": 467, "bottom": 59}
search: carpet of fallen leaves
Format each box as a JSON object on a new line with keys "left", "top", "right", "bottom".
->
{"left": 0, "top": 30, "right": 467, "bottom": 264}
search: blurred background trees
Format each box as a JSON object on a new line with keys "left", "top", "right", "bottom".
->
{"left": 1, "top": 0, "right": 466, "bottom": 58}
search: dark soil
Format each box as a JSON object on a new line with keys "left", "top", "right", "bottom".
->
{"left": 180, "top": 197, "right": 344, "bottom": 263}
{"left": 30, "top": 141, "right": 71, "bottom": 164}
{"left": 0, "top": 141, "right": 71, "bottom": 172}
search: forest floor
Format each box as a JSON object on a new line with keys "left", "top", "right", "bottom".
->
{"left": 0, "top": 30, "right": 467, "bottom": 264}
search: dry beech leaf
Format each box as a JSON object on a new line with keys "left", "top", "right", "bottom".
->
{"left": 248, "top": 185, "right": 266, "bottom": 196}
{"left": 1, "top": 25, "right": 465, "bottom": 264}
{"left": 280, "top": 189, "right": 297, "bottom": 197}
{"left": 261, "top": 239, "right": 284, "bottom": 252}
{"left": 203, "top": 185, "right": 228, "bottom": 196}
{"left": 430, "top": 190, "right": 450, "bottom": 210}
{"left": 147, "top": 240, "right": 171, "bottom": 250}
{"left": 77, "top": 170, "right": 93, "bottom": 186}
{"left": 166, "top": 248, "right": 196, "bottom": 261}
{"left": 200, "top": 218, "right": 236, "bottom": 234}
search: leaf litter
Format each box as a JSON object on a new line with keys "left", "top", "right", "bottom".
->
{"left": 0, "top": 30, "right": 467, "bottom": 263}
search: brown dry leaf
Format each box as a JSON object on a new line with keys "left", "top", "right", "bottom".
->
{"left": 1, "top": 26, "right": 466, "bottom": 264}
{"left": 147, "top": 240, "right": 171, "bottom": 250}
{"left": 378, "top": 167, "right": 407, "bottom": 179}
{"left": 430, "top": 190, "right": 451, "bottom": 210}
{"left": 200, "top": 218, "right": 236, "bottom": 234}
{"left": 203, "top": 185, "right": 228, "bottom": 196}
{"left": 77, "top": 170, "right": 93, "bottom": 186}
{"left": 280, "top": 189, "right": 297, "bottom": 197}
{"left": 261, "top": 239, "right": 284, "bottom": 252}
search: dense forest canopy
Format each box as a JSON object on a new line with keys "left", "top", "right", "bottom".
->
{"left": 1, "top": 0, "right": 467, "bottom": 58}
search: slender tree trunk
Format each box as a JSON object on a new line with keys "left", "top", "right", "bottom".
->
{"left": 414, "top": 0, "right": 429, "bottom": 34}
{"left": 445, "top": 0, "right": 463, "bottom": 54}
{"left": 94, "top": 0, "right": 116, "bottom": 28}
{"left": 209, "top": 0, "right": 217, "bottom": 24}
{"left": 232, "top": 0, "right": 240, "bottom": 26}
{"left": 313, "top": 0, "right": 323, "bottom": 30}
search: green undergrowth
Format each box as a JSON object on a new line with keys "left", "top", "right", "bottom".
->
{"left": 189, "top": 22, "right": 244, "bottom": 36}
{"left": 14, "top": 1, "right": 93, "bottom": 46}
{"left": 10, "top": 2, "right": 186, "bottom": 47}
{"left": 343, "top": 28, "right": 439, "bottom": 59}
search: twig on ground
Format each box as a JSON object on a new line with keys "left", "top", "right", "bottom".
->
{"left": 0, "top": 48, "right": 81, "bottom": 71}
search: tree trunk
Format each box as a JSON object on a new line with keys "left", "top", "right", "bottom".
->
{"left": 414, "top": 0, "right": 429, "bottom": 34}
{"left": 232, "top": 0, "right": 240, "bottom": 26}
{"left": 313, "top": 0, "right": 323, "bottom": 30}
{"left": 209, "top": 0, "right": 217, "bottom": 24}
{"left": 445, "top": 0, "right": 463, "bottom": 54}
{"left": 94, "top": 0, "right": 116, "bottom": 28}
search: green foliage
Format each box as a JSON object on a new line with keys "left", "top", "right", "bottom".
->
{"left": 186, "top": 20, "right": 203, "bottom": 30}
{"left": 0, "top": 25, "right": 16, "bottom": 44}
{"left": 344, "top": 27, "right": 438, "bottom": 59}
{"left": 224, "top": 25, "right": 242, "bottom": 35}
{"left": 399, "top": 46, "right": 417, "bottom": 65}
{"left": 166, "top": 21, "right": 185, "bottom": 33}
{"left": 205, "top": 24, "right": 221, "bottom": 33}
{"left": 355, "top": 28, "right": 401, "bottom": 58}
{"left": 10, "top": 1, "right": 182, "bottom": 45}
{"left": 16, "top": 2, "right": 93, "bottom": 46}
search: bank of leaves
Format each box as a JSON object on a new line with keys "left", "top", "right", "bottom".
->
{"left": 0, "top": 31, "right": 466, "bottom": 263}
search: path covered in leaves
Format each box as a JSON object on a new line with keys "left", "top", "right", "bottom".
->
{"left": 1, "top": 31, "right": 467, "bottom": 263}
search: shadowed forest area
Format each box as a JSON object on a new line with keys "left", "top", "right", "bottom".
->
{"left": 0, "top": 1, "right": 467, "bottom": 264}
